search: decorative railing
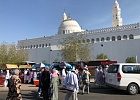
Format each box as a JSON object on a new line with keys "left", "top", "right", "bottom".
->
{"left": 81, "top": 23, "right": 140, "bottom": 34}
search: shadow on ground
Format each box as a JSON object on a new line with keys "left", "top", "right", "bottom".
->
{"left": 22, "top": 91, "right": 42, "bottom": 100}
{"left": 58, "top": 83, "right": 128, "bottom": 96}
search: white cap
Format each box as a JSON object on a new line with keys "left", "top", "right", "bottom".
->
{"left": 106, "top": 65, "right": 109, "bottom": 68}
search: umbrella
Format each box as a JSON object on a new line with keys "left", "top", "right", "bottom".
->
{"left": 32, "top": 62, "right": 51, "bottom": 69}
{"left": 51, "top": 62, "right": 60, "bottom": 69}
{"left": 39, "top": 62, "right": 45, "bottom": 67}
{"left": 59, "top": 62, "right": 73, "bottom": 69}
{"left": 32, "top": 63, "right": 40, "bottom": 69}
{"left": 43, "top": 63, "right": 51, "bottom": 67}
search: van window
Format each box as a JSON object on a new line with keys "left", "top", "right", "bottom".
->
{"left": 108, "top": 65, "right": 119, "bottom": 73}
{"left": 122, "top": 65, "right": 140, "bottom": 74}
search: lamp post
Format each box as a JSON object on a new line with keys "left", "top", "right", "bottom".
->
{"left": 50, "top": 49, "right": 52, "bottom": 64}
{"left": 101, "top": 44, "right": 104, "bottom": 59}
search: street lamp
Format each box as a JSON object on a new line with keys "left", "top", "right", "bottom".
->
{"left": 50, "top": 49, "right": 52, "bottom": 64}
{"left": 101, "top": 44, "right": 104, "bottom": 59}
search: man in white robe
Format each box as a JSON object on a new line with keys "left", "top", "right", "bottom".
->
{"left": 62, "top": 66, "right": 66, "bottom": 86}
{"left": 64, "top": 69, "right": 79, "bottom": 100}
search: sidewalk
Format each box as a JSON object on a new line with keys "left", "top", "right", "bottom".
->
{"left": 0, "top": 84, "right": 38, "bottom": 92}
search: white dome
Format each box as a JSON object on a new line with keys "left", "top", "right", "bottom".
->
{"left": 58, "top": 18, "right": 82, "bottom": 35}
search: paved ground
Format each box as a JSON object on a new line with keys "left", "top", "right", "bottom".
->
{"left": 0, "top": 84, "right": 38, "bottom": 92}
{"left": 1, "top": 78, "right": 140, "bottom": 100}
{"left": 0, "top": 85, "right": 140, "bottom": 100}
{"left": 0, "top": 78, "right": 95, "bottom": 92}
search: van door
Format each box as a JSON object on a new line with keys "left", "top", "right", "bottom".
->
{"left": 121, "top": 65, "right": 140, "bottom": 85}
{"left": 106, "top": 64, "right": 119, "bottom": 85}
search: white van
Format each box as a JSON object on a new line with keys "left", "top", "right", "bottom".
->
{"left": 105, "top": 63, "right": 140, "bottom": 95}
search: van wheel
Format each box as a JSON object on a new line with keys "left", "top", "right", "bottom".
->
{"left": 127, "top": 83, "right": 138, "bottom": 95}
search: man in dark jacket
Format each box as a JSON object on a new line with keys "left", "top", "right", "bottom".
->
{"left": 41, "top": 67, "right": 50, "bottom": 100}
{"left": 38, "top": 68, "right": 44, "bottom": 97}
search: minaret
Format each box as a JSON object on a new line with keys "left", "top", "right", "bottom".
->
{"left": 62, "top": 10, "right": 67, "bottom": 21}
{"left": 112, "top": 0, "right": 122, "bottom": 27}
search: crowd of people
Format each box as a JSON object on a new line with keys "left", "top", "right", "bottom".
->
{"left": 94, "top": 65, "right": 108, "bottom": 87}
{"left": 0, "top": 64, "right": 109, "bottom": 100}
{"left": 36, "top": 65, "right": 92, "bottom": 100}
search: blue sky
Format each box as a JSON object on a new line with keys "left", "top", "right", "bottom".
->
{"left": 0, "top": 0, "right": 140, "bottom": 44}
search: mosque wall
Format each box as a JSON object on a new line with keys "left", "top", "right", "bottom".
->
{"left": 23, "top": 27, "right": 140, "bottom": 63}
{"left": 26, "top": 37, "right": 140, "bottom": 63}
{"left": 91, "top": 39, "right": 140, "bottom": 63}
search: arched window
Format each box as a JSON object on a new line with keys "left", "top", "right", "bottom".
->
{"left": 112, "top": 36, "right": 115, "bottom": 41}
{"left": 106, "top": 37, "right": 110, "bottom": 41}
{"left": 78, "top": 40, "right": 81, "bottom": 43}
{"left": 96, "top": 38, "right": 99, "bottom": 42}
{"left": 46, "top": 44, "right": 47, "bottom": 47}
{"left": 91, "top": 39, "right": 94, "bottom": 43}
{"left": 117, "top": 36, "right": 121, "bottom": 40}
{"left": 36, "top": 45, "right": 38, "bottom": 48}
{"left": 101, "top": 37, "right": 105, "bottom": 41}
{"left": 82, "top": 39, "right": 85, "bottom": 43}
{"left": 86, "top": 39, "right": 90, "bottom": 43}
{"left": 63, "top": 30, "right": 65, "bottom": 34}
{"left": 34, "top": 45, "right": 35, "bottom": 48}
{"left": 39, "top": 44, "right": 41, "bottom": 47}
{"left": 123, "top": 35, "right": 127, "bottom": 40}
{"left": 42, "top": 44, "right": 44, "bottom": 48}
{"left": 129, "top": 34, "right": 134, "bottom": 39}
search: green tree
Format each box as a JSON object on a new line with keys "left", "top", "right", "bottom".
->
{"left": 15, "top": 49, "right": 28, "bottom": 65}
{"left": 0, "top": 42, "right": 8, "bottom": 65}
{"left": 0, "top": 42, "right": 28, "bottom": 67}
{"left": 125, "top": 57, "right": 136, "bottom": 63}
{"left": 54, "top": 58, "right": 60, "bottom": 62}
{"left": 96, "top": 53, "right": 108, "bottom": 59}
{"left": 59, "top": 34, "right": 92, "bottom": 62}
{"left": 7, "top": 43, "right": 17, "bottom": 64}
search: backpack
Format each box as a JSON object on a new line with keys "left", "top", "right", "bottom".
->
{"left": 7, "top": 77, "right": 17, "bottom": 92}
{"left": 7, "top": 77, "right": 14, "bottom": 87}
{"left": 82, "top": 71, "right": 87, "bottom": 80}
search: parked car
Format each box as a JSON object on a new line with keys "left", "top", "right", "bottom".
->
{"left": 105, "top": 63, "right": 140, "bottom": 95}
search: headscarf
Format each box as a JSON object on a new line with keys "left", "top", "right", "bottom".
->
{"left": 51, "top": 69, "right": 58, "bottom": 78}
{"left": 14, "top": 69, "right": 20, "bottom": 76}
{"left": 99, "top": 65, "right": 103, "bottom": 71}
{"left": 11, "top": 70, "right": 15, "bottom": 75}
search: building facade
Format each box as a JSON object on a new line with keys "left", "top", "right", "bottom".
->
{"left": 17, "top": 0, "right": 140, "bottom": 63}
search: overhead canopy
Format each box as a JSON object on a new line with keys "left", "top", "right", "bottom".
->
{"left": 19, "top": 65, "right": 32, "bottom": 69}
{"left": 23, "top": 61, "right": 36, "bottom": 66}
{"left": 1, "top": 64, "right": 18, "bottom": 69}
{"left": 32, "top": 63, "right": 51, "bottom": 69}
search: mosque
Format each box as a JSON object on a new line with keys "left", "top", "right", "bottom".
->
{"left": 17, "top": 0, "right": 140, "bottom": 63}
